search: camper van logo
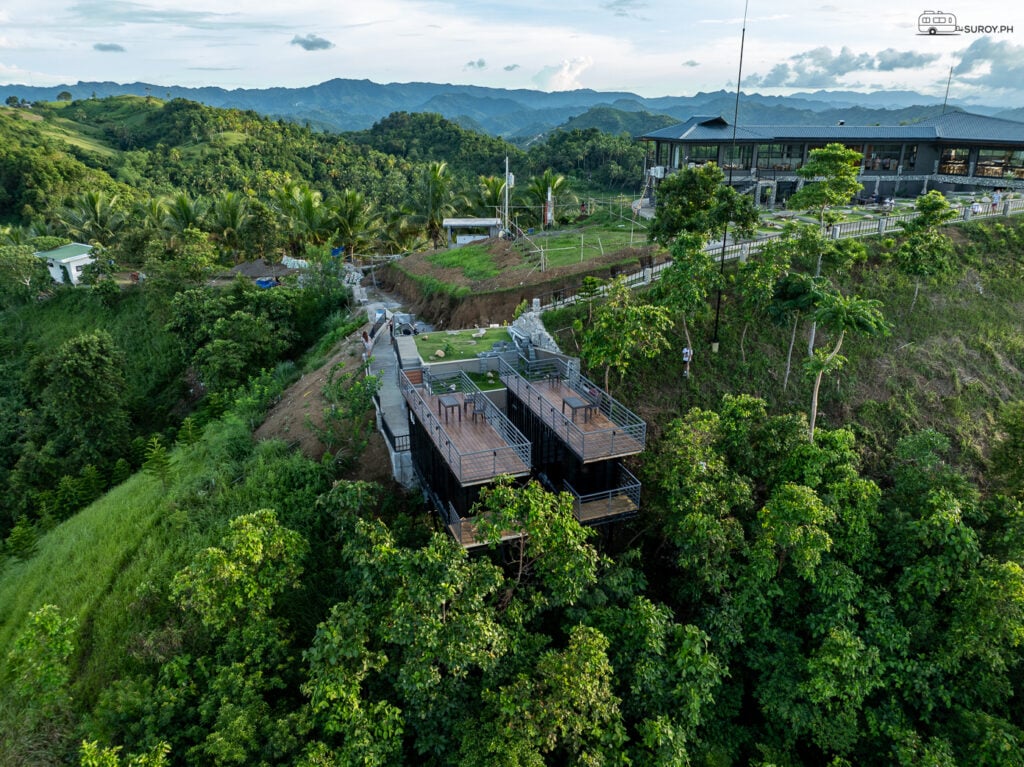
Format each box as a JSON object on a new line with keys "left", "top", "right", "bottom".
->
{"left": 918, "top": 10, "right": 957, "bottom": 35}
{"left": 917, "top": 10, "right": 1014, "bottom": 35}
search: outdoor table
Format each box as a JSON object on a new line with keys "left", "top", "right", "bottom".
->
{"left": 562, "top": 395, "right": 594, "bottom": 423}
{"left": 438, "top": 394, "right": 461, "bottom": 423}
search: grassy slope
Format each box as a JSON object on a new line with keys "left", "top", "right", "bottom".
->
{"left": 567, "top": 219, "right": 1024, "bottom": 481}
{"left": 0, "top": 413, "right": 257, "bottom": 704}
{"left": 3, "top": 289, "right": 182, "bottom": 429}
{"left": 0, "top": 473, "right": 165, "bottom": 686}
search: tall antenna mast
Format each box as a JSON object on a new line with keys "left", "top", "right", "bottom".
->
{"left": 712, "top": 0, "right": 749, "bottom": 352}
{"left": 942, "top": 64, "right": 953, "bottom": 114}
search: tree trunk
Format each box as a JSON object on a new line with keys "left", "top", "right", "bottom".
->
{"left": 809, "top": 368, "right": 825, "bottom": 443}
{"left": 808, "top": 332, "right": 845, "bottom": 443}
{"left": 740, "top": 323, "right": 748, "bottom": 364}
{"left": 784, "top": 314, "right": 799, "bottom": 392}
{"left": 808, "top": 211, "right": 825, "bottom": 357}
{"left": 681, "top": 315, "right": 693, "bottom": 378}
{"left": 910, "top": 279, "right": 920, "bottom": 312}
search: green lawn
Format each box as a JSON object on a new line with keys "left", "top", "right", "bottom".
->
{"left": 525, "top": 227, "right": 649, "bottom": 268}
{"left": 414, "top": 327, "right": 512, "bottom": 361}
{"left": 426, "top": 245, "right": 501, "bottom": 280}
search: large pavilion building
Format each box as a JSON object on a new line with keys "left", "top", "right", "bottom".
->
{"left": 638, "top": 111, "right": 1024, "bottom": 206}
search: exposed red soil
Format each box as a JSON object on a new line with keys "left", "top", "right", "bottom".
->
{"left": 252, "top": 325, "right": 393, "bottom": 484}
{"left": 380, "top": 237, "right": 663, "bottom": 328}
{"left": 254, "top": 237, "right": 659, "bottom": 479}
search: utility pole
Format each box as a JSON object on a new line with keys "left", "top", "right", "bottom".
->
{"left": 711, "top": 0, "right": 749, "bottom": 352}
{"left": 503, "top": 156, "right": 510, "bottom": 235}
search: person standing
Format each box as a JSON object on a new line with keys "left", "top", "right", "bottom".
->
{"left": 682, "top": 346, "right": 693, "bottom": 377}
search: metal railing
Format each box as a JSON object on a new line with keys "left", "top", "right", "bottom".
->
{"left": 538, "top": 197, "right": 1024, "bottom": 312}
{"left": 399, "top": 368, "right": 531, "bottom": 485}
{"left": 378, "top": 412, "right": 410, "bottom": 453}
{"left": 440, "top": 500, "right": 464, "bottom": 543}
{"left": 498, "top": 356, "right": 646, "bottom": 460}
{"left": 563, "top": 464, "right": 641, "bottom": 522}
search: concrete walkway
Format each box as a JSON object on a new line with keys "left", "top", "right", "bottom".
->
{"left": 362, "top": 288, "right": 417, "bottom": 487}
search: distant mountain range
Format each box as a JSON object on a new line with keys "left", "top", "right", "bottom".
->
{"left": 3, "top": 78, "right": 1023, "bottom": 139}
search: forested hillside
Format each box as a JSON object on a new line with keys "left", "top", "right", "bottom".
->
{"left": 1, "top": 77, "right": 1005, "bottom": 135}
{"left": 1, "top": 96, "right": 1024, "bottom": 767}
{"left": 0, "top": 93, "right": 644, "bottom": 575}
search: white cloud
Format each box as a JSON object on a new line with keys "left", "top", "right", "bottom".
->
{"left": 0, "top": 0, "right": 1020, "bottom": 102}
{"left": 0, "top": 61, "right": 69, "bottom": 84}
{"left": 532, "top": 57, "right": 594, "bottom": 91}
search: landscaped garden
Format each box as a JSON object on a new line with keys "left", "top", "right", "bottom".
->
{"left": 413, "top": 326, "right": 513, "bottom": 361}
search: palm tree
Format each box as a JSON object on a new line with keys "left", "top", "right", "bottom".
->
{"left": 331, "top": 189, "right": 382, "bottom": 262}
{"left": 164, "top": 192, "right": 206, "bottom": 248}
{"left": 57, "top": 190, "right": 124, "bottom": 246}
{"left": 380, "top": 209, "right": 429, "bottom": 255}
{"left": 206, "top": 191, "right": 250, "bottom": 263}
{"left": 410, "top": 161, "right": 462, "bottom": 249}
{"left": 806, "top": 292, "right": 888, "bottom": 442}
{"left": 0, "top": 224, "right": 29, "bottom": 245}
{"left": 769, "top": 272, "right": 826, "bottom": 393}
{"left": 133, "top": 198, "right": 167, "bottom": 236}
{"left": 273, "top": 181, "right": 334, "bottom": 257}
{"left": 473, "top": 175, "right": 507, "bottom": 218}
{"left": 523, "top": 169, "right": 571, "bottom": 228}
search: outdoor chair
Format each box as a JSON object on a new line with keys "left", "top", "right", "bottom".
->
{"left": 471, "top": 396, "right": 487, "bottom": 422}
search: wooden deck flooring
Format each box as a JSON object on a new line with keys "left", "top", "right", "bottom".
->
{"left": 448, "top": 493, "right": 638, "bottom": 549}
{"left": 576, "top": 494, "right": 639, "bottom": 523}
{"left": 414, "top": 390, "right": 530, "bottom": 486}
{"left": 447, "top": 511, "right": 525, "bottom": 549}
{"left": 518, "top": 378, "right": 644, "bottom": 462}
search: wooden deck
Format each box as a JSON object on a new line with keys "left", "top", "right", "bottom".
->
{"left": 576, "top": 493, "right": 639, "bottom": 523}
{"left": 447, "top": 492, "right": 638, "bottom": 549}
{"left": 411, "top": 389, "right": 531, "bottom": 486}
{"left": 446, "top": 511, "right": 526, "bottom": 549}
{"left": 519, "top": 377, "right": 644, "bottom": 462}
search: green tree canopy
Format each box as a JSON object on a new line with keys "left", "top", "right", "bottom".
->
{"left": 895, "top": 189, "right": 959, "bottom": 310}
{"left": 582, "top": 276, "right": 673, "bottom": 394}
{"left": 648, "top": 162, "right": 758, "bottom": 247}
{"left": 788, "top": 142, "right": 864, "bottom": 241}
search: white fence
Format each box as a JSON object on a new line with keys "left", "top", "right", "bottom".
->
{"left": 538, "top": 198, "right": 1024, "bottom": 312}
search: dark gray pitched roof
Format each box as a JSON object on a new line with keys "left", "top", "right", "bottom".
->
{"left": 640, "top": 115, "right": 772, "bottom": 142}
{"left": 916, "top": 111, "right": 1024, "bottom": 143}
{"left": 638, "top": 111, "right": 1024, "bottom": 145}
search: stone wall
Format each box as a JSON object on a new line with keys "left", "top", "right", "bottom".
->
{"left": 512, "top": 309, "right": 561, "bottom": 354}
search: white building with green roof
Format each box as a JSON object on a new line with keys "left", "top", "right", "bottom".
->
{"left": 35, "top": 242, "right": 95, "bottom": 285}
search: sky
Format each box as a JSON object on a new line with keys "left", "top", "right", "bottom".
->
{"left": 1, "top": 0, "right": 1023, "bottom": 106}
